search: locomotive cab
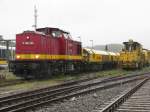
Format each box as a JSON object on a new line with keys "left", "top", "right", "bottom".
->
{"left": 119, "top": 39, "right": 144, "bottom": 69}
{"left": 36, "top": 27, "right": 63, "bottom": 38}
{"left": 123, "top": 40, "right": 142, "bottom": 52}
{"left": 36, "top": 27, "right": 72, "bottom": 39}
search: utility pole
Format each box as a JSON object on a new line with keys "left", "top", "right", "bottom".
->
{"left": 90, "top": 40, "right": 93, "bottom": 50}
{"left": 33, "top": 5, "right": 37, "bottom": 30}
{"left": 105, "top": 45, "right": 108, "bottom": 51}
{"left": 77, "top": 36, "right": 81, "bottom": 42}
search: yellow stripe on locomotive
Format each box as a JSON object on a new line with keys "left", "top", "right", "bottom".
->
{"left": 16, "top": 54, "right": 82, "bottom": 60}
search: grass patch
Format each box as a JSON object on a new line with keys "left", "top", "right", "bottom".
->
{"left": 1, "top": 66, "right": 150, "bottom": 93}
{"left": 95, "top": 66, "right": 150, "bottom": 77}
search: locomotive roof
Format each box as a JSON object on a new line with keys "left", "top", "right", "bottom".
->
{"left": 107, "top": 52, "right": 116, "bottom": 56}
{"left": 123, "top": 41, "right": 141, "bottom": 45}
{"left": 22, "top": 31, "right": 46, "bottom": 35}
{"left": 36, "top": 27, "right": 69, "bottom": 34}
{"left": 83, "top": 48, "right": 109, "bottom": 55}
{"left": 83, "top": 48, "right": 93, "bottom": 54}
{"left": 93, "top": 49, "right": 109, "bottom": 55}
{"left": 115, "top": 53, "right": 120, "bottom": 56}
{"left": 84, "top": 48, "right": 119, "bottom": 56}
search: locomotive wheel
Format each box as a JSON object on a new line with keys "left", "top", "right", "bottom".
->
{"left": 47, "top": 65, "right": 52, "bottom": 76}
{"left": 139, "top": 63, "right": 143, "bottom": 69}
{"left": 136, "top": 63, "right": 139, "bottom": 69}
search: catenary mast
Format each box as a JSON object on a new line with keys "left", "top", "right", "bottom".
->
{"left": 33, "top": 5, "right": 37, "bottom": 30}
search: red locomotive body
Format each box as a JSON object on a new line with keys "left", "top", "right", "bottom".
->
{"left": 9, "top": 27, "right": 82, "bottom": 78}
{"left": 16, "top": 28, "right": 81, "bottom": 61}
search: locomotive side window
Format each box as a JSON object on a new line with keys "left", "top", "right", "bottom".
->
{"left": 63, "top": 33, "right": 69, "bottom": 39}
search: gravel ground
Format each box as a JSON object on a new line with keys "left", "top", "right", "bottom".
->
{"left": 29, "top": 80, "right": 140, "bottom": 112}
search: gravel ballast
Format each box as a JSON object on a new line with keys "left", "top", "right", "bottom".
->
{"left": 31, "top": 80, "right": 140, "bottom": 112}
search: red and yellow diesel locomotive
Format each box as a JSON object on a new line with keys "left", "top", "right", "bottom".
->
{"left": 9, "top": 27, "right": 82, "bottom": 78}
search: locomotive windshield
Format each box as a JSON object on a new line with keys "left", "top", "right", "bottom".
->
{"left": 63, "top": 33, "right": 72, "bottom": 39}
{"left": 123, "top": 41, "right": 141, "bottom": 52}
{"left": 51, "top": 31, "right": 62, "bottom": 38}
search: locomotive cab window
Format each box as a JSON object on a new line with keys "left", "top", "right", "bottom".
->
{"left": 63, "top": 33, "right": 72, "bottom": 39}
{"left": 51, "top": 31, "right": 62, "bottom": 38}
{"left": 124, "top": 41, "right": 141, "bottom": 52}
{"left": 63, "top": 32, "right": 72, "bottom": 39}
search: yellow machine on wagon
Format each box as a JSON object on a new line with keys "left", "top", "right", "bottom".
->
{"left": 82, "top": 48, "right": 118, "bottom": 71}
{"left": 119, "top": 39, "right": 144, "bottom": 69}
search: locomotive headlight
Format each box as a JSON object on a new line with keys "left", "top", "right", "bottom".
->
{"left": 35, "top": 55, "right": 39, "bottom": 59}
{"left": 16, "top": 55, "right": 20, "bottom": 59}
{"left": 26, "top": 36, "right": 30, "bottom": 40}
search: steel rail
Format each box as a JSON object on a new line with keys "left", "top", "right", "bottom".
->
{"left": 99, "top": 77, "right": 149, "bottom": 112}
{"left": 0, "top": 76, "right": 146, "bottom": 112}
{"left": 0, "top": 71, "right": 149, "bottom": 102}
{"left": 0, "top": 72, "right": 147, "bottom": 105}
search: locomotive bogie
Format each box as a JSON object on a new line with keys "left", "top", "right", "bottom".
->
{"left": 9, "top": 60, "right": 83, "bottom": 78}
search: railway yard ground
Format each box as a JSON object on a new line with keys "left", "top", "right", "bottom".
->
{"left": 0, "top": 67, "right": 150, "bottom": 112}
{"left": 0, "top": 67, "right": 150, "bottom": 95}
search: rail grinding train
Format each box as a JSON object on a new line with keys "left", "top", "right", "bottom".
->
{"left": 9, "top": 27, "right": 119, "bottom": 78}
{"left": 7, "top": 27, "right": 150, "bottom": 78}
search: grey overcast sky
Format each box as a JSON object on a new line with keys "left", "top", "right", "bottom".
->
{"left": 0, "top": 0, "right": 150, "bottom": 48}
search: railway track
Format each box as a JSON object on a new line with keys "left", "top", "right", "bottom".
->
{"left": 0, "top": 73, "right": 148, "bottom": 112}
{"left": 93, "top": 76, "right": 150, "bottom": 112}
